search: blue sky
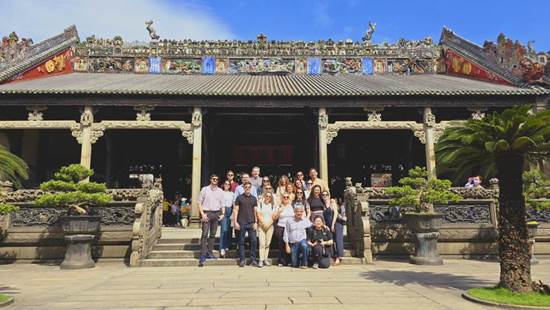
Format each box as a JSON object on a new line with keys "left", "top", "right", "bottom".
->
{"left": 1, "top": 0, "right": 549, "bottom": 51}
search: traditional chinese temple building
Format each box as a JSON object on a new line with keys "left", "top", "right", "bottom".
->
{"left": 0, "top": 24, "right": 548, "bottom": 216}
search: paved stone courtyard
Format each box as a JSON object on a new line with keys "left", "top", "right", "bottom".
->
{"left": 1, "top": 259, "right": 548, "bottom": 309}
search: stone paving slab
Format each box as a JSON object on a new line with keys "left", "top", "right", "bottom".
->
{"left": 1, "top": 259, "right": 549, "bottom": 309}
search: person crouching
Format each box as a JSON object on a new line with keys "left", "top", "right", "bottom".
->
{"left": 283, "top": 205, "right": 311, "bottom": 269}
{"left": 308, "top": 216, "right": 334, "bottom": 269}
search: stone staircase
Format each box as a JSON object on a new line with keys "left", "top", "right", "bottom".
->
{"left": 140, "top": 227, "right": 366, "bottom": 267}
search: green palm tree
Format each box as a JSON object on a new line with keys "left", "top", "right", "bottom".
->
{"left": 0, "top": 144, "right": 29, "bottom": 189}
{"left": 436, "top": 105, "right": 550, "bottom": 293}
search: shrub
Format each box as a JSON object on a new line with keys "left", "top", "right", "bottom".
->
{"left": 35, "top": 164, "right": 111, "bottom": 215}
{"left": 385, "top": 166, "right": 462, "bottom": 213}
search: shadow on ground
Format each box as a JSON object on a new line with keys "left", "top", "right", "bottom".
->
{"left": 0, "top": 285, "right": 20, "bottom": 296}
{"left": 361, "top": 269, "right": 495, "bottom": 290}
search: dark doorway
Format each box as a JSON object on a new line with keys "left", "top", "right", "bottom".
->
{"left": 328, "top": 130, "right": 425, "bottom": 188}
{"left": 205, "top": 108, "right": 317, "bottom": 181}
{"left": 91, "top": 130, "right": 192, "bottom": 199}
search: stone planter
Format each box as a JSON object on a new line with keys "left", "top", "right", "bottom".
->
{"left": 59, "top": 215, "right": 100, "bottom": 269}
{"left": 527, "top": 222, "right": 539, "bottom": 265}
{"left": 404, "top": 213, "right": 443, "bottom": 265}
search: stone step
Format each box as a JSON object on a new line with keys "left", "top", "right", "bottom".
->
{"left": 156, "top": 238, "right": 351, "bottom": 246}
{"left": 148, "top": 249, "right": 354, "bottom": 259}
{"left": 153, "top": 242, "right": 353, "bottom": 251}
{"left": 140, "top": 257, "right": 366, "bottom": 267}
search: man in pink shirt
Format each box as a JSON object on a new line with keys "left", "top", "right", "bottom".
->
{"left": 198, "top": 174, "right": 224, "bottom": 267}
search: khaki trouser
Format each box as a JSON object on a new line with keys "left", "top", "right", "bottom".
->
{"left": 258, "top": 224, "right": 274, "bottom": 262}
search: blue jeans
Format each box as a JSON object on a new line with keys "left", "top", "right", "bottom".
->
{"left": 238, "top": 223, "right": 257, "bottom": 263}
{"left": 219, "top": 207, "right": 233, "bottom": 251}
{"left": 290, "top": 239, "right": 309, "bottom": 267}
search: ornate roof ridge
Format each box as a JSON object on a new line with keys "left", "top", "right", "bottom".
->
{"left": 0, "top": 25, "right": 79, "bottom": 82}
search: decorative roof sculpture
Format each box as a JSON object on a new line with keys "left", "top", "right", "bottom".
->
{"left": 145, "top": 20, "right": 160, "bottom": 41}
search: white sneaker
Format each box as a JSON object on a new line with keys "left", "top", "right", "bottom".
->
{"left": 264, "top": 260, "right": 271, "bottom": 266}
{"left": 220, "top": 249, "right": 225, "bottom": 258}
{"left": 313, "top": 263, "right": 319, "bottom": 269}
{"left": 258, "top": 261, "right": 264, "bottom": 268}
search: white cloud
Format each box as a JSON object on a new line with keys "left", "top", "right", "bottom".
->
{"left": 0, "top": 0, "right": 234, "bottom": 42}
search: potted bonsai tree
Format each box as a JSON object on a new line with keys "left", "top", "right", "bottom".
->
{"left": 35, "top": 164, "right": 111, "bottom": 269}
{"left": 386, "top": 166, "right": 461, "bottom": 265}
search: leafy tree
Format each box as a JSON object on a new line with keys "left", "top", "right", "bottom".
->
{"left": 523, "top": 169, "right": 550, "bottom": 209}
{"left": 436, "top": 105, "right": 550, "bottom": 293}
{"left": 0, "top": 144, "right": 29, "bottom": 189}
{"left": 385, "top": 166, "right": 461, "bottom": 213}
{"left": 35, "top": 164, "right": 111, "bottom": 215}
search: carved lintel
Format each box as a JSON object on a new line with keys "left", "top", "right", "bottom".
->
{"left": 326, "top": 129, "right": 338, "bottom": 144}
{"left": 182, "top": 130, "right": 193, "bottom": 144}
{"left": 363, "top": 107, "right": 383, "bottom": 122}
{"left": 424, "top": 111, "right": 436, "bottom": 128}
{"left": 0, "top": 120, "right": 78, "bottom": 129}
{"left": 26, "top": 106, "right": 47, "bottom": 121}
{"left": 134, "top": 106, "right": 155, "bottom": 121}
{"left": 413, "top": 129, "right": 426, "bottom": 144}
{"left": 468, "top": 108, "right": 487, "bottom": 120}
{"left": 80, "top": 108, "right": 94, "bottom": 126}
{"left": 318, "top": 111, "right": 328, "bottom": 129}
{"left": 192, "top": 110, "right": 202, "bottom": 128}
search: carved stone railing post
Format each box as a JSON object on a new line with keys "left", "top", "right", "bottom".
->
{"left": 343, "top": 177, "right": 373, "bottom": 263}
{"left": 129, "top": 185, "right": 163, "bottom": 267}
{"left": 489, "top": 178, "right": 500, "bottom": 227}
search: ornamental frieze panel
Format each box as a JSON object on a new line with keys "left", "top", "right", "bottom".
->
{"left": 161, "top": 58, "right": 201, "bottom": 74}
{"left": 368, "top": 204, "right": 492, "bottom": 224}
{"left": 10, "top": 205, "right": 136, "bottom": 227}
{"left": 87, "top": 57, "right": 134, "bottom": 73}
{"left": 229, "top": 58, "right": 295, "bottom": 74}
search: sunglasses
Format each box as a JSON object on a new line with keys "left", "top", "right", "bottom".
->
{"left": 297, "top": 173, "right": 303, "bottom": 176}
{"left": 283, "top": 196, "right": 290, "bottom": 199}
{"left": 212, "top": 178, "right": 218, "bottom": 180}
{"left": 265, "top": 187, "right": 272, "bottom": 190}
{"left": 296, "top": 191, "right": 303, "bottom": 194}
{"left": 227, "top": 173, "right": 234, "bottom": 176}
{"left": 322, "top": 193, "right": 329, "bottom": 196}
{"left": 263, "top": 180, "right": 270, "bottom": 182}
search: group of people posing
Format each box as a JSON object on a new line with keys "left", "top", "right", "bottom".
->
{"left": 198, "top": 167, "right": 346, "bottom": 269}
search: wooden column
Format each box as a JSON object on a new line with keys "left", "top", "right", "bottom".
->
{"left": 79, "top": 106, "right": 94, "bottom": 171}
{"left": 423, "top": 107, "right": 436, "bottom": 179}
{"left": 191, "top": 108, "right": 202, "bottom": 218}
{"left": 318, "top": 108, "right": 329, "bottom": 181}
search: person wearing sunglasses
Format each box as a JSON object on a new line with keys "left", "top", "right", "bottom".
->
{"left": 258, "top": 176, "right": 272, "bottom": 198}
{"left": 197, "top": 174, "right": 224, "bottom": 267}
{"left": 295, "top": 171, "right": 307, "bottom": 192}
{"left": 219, "top": 180, "right": 235, "bottom": 258}
{"left": 274, "top": 193, "right": 294, "bottom": 267}
{"left": 225, "top": 170, "right": 238, "bottom": 192}
{"left": 233, "top": 182, "right": 259, "bottom": 267}
{"left": 256, "top": 192, "right": 277, "bottom": 267}
{"left": 293, "top": 188, "right": 310, "bottom": 220}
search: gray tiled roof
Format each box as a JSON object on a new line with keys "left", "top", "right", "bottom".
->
{"left": 0, "top": 72, "right": 546, "bottom": 97}
{"left": 0, "top": 26, "right": 79, "bottom": 82}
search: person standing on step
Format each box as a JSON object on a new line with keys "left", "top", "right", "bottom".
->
{"left": 256, "top": 191, "right": 277, "bottom": 267}
{"left": 233, "top": 182, "right": 259, "bottom": 267}
{"left": 309, "top": 168, "right": 328, "bottom": 193}
{"left": 274, "top": 193, "right": 295, "bottom": 267}
{"left": 234, "top": 173, "right": 258, "bottom": 203}
{"left": 198, "top": 174, "right": 224, "bottom": 267}
{"left": 225, "top": 170, "right": 238, "bottom": 192}
{"left": 250, "top": 166, "right": 263, "bottom": 196}
{"left": 219, "top": 180, "right": 235, "bottom": 258}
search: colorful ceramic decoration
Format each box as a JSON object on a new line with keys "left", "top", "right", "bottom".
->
{"left": 229, "top": 58, "right": 294, "bottom": 74}
{"left": 10, "top": 48, "right": 73, "bottom": 82}
{"left": 149, "top": 56, "right": 161, "bottom": 74}
{"left": 445, "top": 49, "right": 510, "bottom": 85}
{"left": 295, "top": 58, "right": 307, "bottom": 74}
{"left": 202, "top": 56, "right": 215, "bottom": 75}
{"left": 374, "top": 59, "right": 385, "bottom": 74}
{"left": 73, "top": 56, "right": 88, "bottom": 72}
{"left": 134, "top": 58, "right": 149, "bottom": 73}
{"left": 215, "top": 58, "right": 229, "bottom": 74}
{"left": 161, "top": 58, "right": 201, "bottom": 74}
{"left": 362, "top": 57, "right": 374, "bottom": 75}
{"left": 307, "top": 58, "right": 321, "bottom": 75}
